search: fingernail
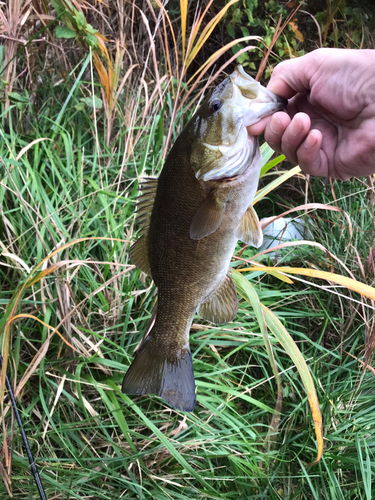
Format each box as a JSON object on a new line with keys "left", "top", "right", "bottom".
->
{"left": 290, "top": 116, "right": 303, "bottom": 137}
{"left": 304, "top": 133, "right": 317, "bottom": 149}
{"left": 270, "top": 115, "right": 283, "bottom": 135}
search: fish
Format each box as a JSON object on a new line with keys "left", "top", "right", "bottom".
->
{"left": 122, "top": 65, "right": 286, "bottom": 412}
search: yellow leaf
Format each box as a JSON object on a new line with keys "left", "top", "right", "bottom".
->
{"left": 289, "top": 20, "right": 298, "bottom": 31}
{"left": 93, "top": 52, "right": 110, "bottom": 103}
{"left": 180, "top": 0, "right": 188, "bottom": 61}
{"left": 267, "top": 270, "right": 294, "bottom": 284}
{"left": 289, "top": 19, "right": 304, "bottom": 43}
{"left": 294, "top": 29, "right": 304, "bottom": 43}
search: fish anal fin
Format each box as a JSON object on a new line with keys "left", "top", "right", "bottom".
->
{"left": 198, "top": 272, "right": 238, "bottom": 324}
{"left": 236, "top": 205, "right": 263, "bottom": 248}
{"left": 122, "top": 336, "right": 196, "bottom": 412}
{"left": 129, "top": 235, "right": 151, "bottom": 276}
{"left": 190, "top": 190, "right": 226, "bottom": 240}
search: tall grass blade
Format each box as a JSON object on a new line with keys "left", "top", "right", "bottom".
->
{"left": 241, "top": 266, "right": 375, "bottom": 301}
{"left": 232, "top": 270, "right": 283, "bottom": 446}
{"left": 253, "top": 166, "right": 302, "bottom": 204}
{"left": 260, "top": 142, "right": 278, "bottom": 169}
{"left": 7, "top": 314, "right": 77, "bottom": 352}
{"left": 356, "top": 436, "right": 372, "bottom": 500}
{"left": 186, "top": 0, "right": 239, "bottom": 68}
{"left": 260, "top": 304, "right": 323, "bottom": 465}
{"left": 180, "top": 0, "right": 188, "bottom": 62}
{"left": 260, "top": 151, "right": 285, "bottom": 177}
{"left": 232, "top": 270, "right": 323, "bottom": 464}
{"left": 52, "top": 55, "right": 90, "bottom": 133}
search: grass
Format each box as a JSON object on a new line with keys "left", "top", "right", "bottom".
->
{"left": 1, "top": 1, "right": 375, "bottom": 499}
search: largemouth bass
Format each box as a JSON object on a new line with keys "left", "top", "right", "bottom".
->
{"left": 122, "top": 66, "right": 286, "bottom": 412}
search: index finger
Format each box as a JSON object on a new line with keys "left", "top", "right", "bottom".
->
{"left": 267, "top": 49, "right": 328, "bottom": 99}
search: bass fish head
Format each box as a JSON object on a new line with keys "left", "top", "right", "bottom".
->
{"left": 190, "top": 65, "right": 286, "bottom": 181}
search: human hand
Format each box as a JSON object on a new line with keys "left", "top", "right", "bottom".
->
{"left": 248, "top": 48, "right": 375, "bottom": 180}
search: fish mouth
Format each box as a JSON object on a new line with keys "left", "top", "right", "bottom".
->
{"left": 242, "top": 94, "right": 287, "bottom": 125}
{"left": 233, "top": 65, "right": 287, "bottom": 126}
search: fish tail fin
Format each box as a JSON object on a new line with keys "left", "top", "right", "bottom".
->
{"left": 122, "top": 334, "right": 196, "bottom": 412}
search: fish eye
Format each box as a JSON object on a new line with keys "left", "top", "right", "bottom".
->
{"left": 209, "top": 98, "right": 223, "bottom": 115}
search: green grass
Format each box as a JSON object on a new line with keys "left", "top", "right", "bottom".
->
{"left": 1, "top": 54, "right": 375, "bottom": 500}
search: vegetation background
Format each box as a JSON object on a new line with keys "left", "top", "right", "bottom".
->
{"left": 1, "top": 0, "right": 375, "bottom": 498}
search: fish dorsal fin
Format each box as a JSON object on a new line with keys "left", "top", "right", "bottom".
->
{"left": 198, "top": 272, "right": 238, "bottom": 324}
{"left": 130, "top": 178, "right": 157, "bottom": 276}
{"left": 136, "top": 178, "right": 158, "bottom": 235}
{"left": 236, "top": 205, "right": 263, "bottom": 248}
{"left": 129, "top": 235, "right": 151, "bottom": 276}
{"left": 190, "top": 190, "right": 227, "bottom": 240}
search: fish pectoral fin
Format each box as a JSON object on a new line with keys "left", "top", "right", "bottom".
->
{"left": 129, "top": 235, "right": 151, "bottom": 276}
{"left": 190, "top": 190, "right": 226, "bottom": 240}
{"left": 122, "top": 335, "right": 196, "bottom": 412}
{"left": 236, "top": 205, "right": 263, "bottom": 248}
{"left": 198, "top": 272, "right": 238, "bottom": 324}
